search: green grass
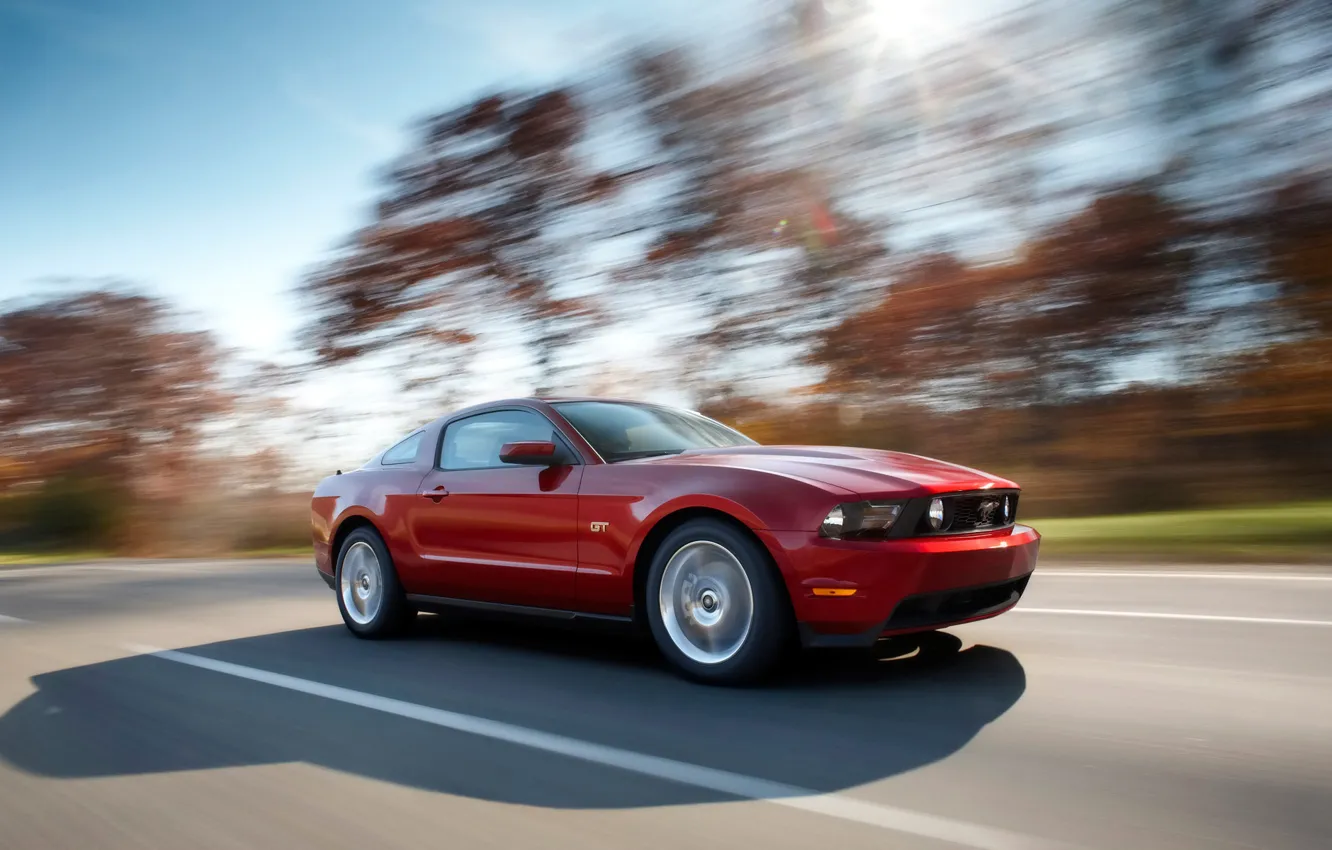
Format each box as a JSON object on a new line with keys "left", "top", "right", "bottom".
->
{"left": 1030, "top": 501, "right": 1332, "bottom": 563}
{"left": 0, "top": 547, "right": 309, "bottom": 566}
{"left": 0, "top": 551, "right": 109, "bottom": 566}
{"left": 0, "top": 554, "right": 113, "bottom": 564}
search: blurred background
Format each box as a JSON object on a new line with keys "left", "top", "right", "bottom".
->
{"left": 2, "top": 0, "right": 1329, "bottom": 562}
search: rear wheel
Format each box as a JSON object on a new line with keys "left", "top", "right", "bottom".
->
{"left": 335, "top": 527, "right": 414, "bottom": 638}
{"left": 646, "top": 518, "right": 792, "bottom": 684}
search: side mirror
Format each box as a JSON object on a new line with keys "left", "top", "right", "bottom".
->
{"left": 498, "top": 440, "right": 563, "bottom": 466}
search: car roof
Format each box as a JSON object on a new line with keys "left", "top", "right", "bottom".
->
{"left": 425, "top": 396, "right": 663, "bottom": 427}
{"left": 533, "top": 396, "right": 654, "bottom": 405}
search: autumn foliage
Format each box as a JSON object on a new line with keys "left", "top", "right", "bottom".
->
{"left": 5, "top": 0, "right": 1332, "bottom": 552}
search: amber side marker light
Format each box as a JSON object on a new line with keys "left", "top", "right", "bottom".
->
{"left": 811, "top": 588, "right": 858, "bottom": 597}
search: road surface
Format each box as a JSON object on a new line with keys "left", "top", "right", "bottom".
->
{"left": 0, "top": 559, "right": 1329, "bottom": 850}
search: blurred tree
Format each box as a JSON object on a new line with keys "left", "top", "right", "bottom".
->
{"left": 813, "top": 183, "right": 1193, "bottom": 408}
{"left": 212, "top": 360, "right": 303, "bottom": 491}
{"left": 1115, "top": 0, "right": 1332, "bottom": 204}
{"left": 0, "top": 290, "right": 230, "bottom": 549}
{"left": 300, "top": 89, "right": 642, "bottom": 395}
{"left": 810, "top": 251, "right": 994, "bottom": 403}
{"left": 1205, "top": 175, "right": 1332, "bottom": 453}
{"left": 590, "top": 41, "right": 899, "bottom": 404}
{"left": 1005, "top": 183, "right": 1194, "bottom": 404}
{"left": 1264, "top": 175, "right": 1332, "bottom": 339}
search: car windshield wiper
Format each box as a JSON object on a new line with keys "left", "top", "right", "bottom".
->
{"left": 609, "top": 449, "right": 685, "bottom": 462}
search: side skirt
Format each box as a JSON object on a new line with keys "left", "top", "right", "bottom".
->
{"left": 405, "top": 594, "right": 635, "bottom": 628}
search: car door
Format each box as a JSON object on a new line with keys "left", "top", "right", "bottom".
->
{"left": 406, "top": 408, "right": 582, "bottom": 610}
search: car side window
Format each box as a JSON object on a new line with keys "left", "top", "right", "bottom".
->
{"left": 381, "top": 431, "right": 423, "bottom": 465}
{"left": 438, "top": 410, "right": 560, "bottom": 470}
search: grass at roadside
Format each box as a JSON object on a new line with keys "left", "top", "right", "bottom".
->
{"left": 0, "top": 547, "right": 310, "bottom": 566}
{"left": 1030, "top": 501, "right": 1332, "bottom": 563}
{"left": 0, "top": 551, "right": 109, "bottom": 566}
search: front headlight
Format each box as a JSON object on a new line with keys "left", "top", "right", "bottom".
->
{"left": 819, "top": 501, "right": 904, "bottom": 540}
{"left": 820, "top": 505, "right": 846, "bottom": 537}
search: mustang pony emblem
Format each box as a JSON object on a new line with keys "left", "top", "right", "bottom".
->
{"left": 977, "top": 499, "right": 1001, "bottom": 525}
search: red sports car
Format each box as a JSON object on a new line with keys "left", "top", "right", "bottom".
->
{"left": 311, "top": 397, "right": 1039, "bottom": 683}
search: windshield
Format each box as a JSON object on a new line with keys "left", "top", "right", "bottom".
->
{"left": 553, "top": 401, "right": 757, "bottom": 462}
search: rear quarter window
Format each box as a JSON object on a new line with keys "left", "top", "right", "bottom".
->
{"left": 380, "top": 432, "right": 424, "bottom": 465}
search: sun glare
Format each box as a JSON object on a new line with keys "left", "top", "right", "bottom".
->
{"left": 866, "top": 0, "right": 950, "bottom": 56}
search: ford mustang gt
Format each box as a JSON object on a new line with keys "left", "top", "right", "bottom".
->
{"left": 311, "top": 397, "right": 1039, "bottom": 683}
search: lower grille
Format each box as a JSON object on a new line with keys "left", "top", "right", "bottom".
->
{"left": 883, "top": 574, "right": 1030, "bottom": 631}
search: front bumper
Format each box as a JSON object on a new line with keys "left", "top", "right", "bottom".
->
{"left": 757, "top": 524, "right": 1040, "bottom": 648}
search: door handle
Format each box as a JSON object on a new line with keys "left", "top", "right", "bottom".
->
{"left": 422, "top": 485, "right": 449, "bottom": 502}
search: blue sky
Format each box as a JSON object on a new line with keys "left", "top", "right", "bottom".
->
{"left": 0, "top": 0, "right": 759, "bottom": 359}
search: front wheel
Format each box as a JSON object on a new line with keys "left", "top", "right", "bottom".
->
{"left": 646, "top": 518, "right": 793, "bottom": 684}
{"left": 335, "top": 527, "right": 415, "bottom": 638}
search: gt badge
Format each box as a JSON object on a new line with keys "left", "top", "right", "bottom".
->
{"left": 590, "top": 522, "right": 609, "bottom": 532}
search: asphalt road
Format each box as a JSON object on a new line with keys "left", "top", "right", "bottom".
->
{"left": 1, "top": 560, "right": 1330, "bottom": 850}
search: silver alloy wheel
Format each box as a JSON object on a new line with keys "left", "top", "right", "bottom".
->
{"left": 340, "top": 541, "right": 383, "bottom": 626}
{"left": 658, "top": 540, "right": 755, "bottom": 665}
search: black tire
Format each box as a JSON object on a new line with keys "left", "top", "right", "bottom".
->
{"left": 645, "top": 518, "right": 793, "bottom": 684}
{"left": 334, "top": 526, "right": 415, "bottom": 639}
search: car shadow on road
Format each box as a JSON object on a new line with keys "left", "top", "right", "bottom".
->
{"left": 0, "top": 616, "right": 1026, "bottom": 809}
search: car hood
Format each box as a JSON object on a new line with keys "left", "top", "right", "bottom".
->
{"left": 637, "top": 445, "right": 1017, "bottom": 496}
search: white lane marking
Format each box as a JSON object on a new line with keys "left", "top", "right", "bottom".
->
{"left": 1036, "top": 570, "right": 1332, "bottom": 581}
{"left": 0, "top": 614, "right": 29, "bottom": 625}
{"left": 128, "top": 644, "right": 1065, "bottom": 850}
{"left": 1014, "top": 608, "right": 1332, "bottom": 627}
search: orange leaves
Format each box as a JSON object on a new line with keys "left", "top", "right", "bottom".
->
{"left": 813, "top": 250, "right": 1001, "bottom": 391}
{"left": 1263, "top": 176, "right": 1332, "bottom": 334}
{"left": 645, "top": 233, "right": 696, "bottom": 263}
{"left": 811, "top": 184, "right": 1197, "bottom": 407}
{"left": 0, "top": 290, "right": 230, "bottom": 502}
{"left": 584, "top": 172, "right": 621, "bottom": 202}
{"left": 451, "top": 95, "right": 504, "bottom": 136}
{"left": 423, "top": 329, "right": 478, "bottom": 347}
{"left": 506, "top": 90, "right": 582, "bottom": 159}
{"left": 364, "top": 219, "right": 485, "bottom": 253}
